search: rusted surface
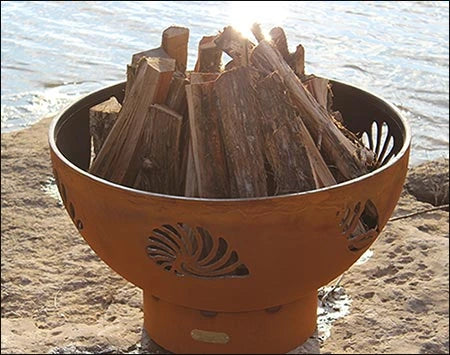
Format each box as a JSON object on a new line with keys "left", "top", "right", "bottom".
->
{"left": 49, "top": 80, "right": 410, "bottom": 353}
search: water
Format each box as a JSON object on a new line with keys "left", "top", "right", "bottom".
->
{"left": 1, "top": 1, "right": 448, "bottom": 165}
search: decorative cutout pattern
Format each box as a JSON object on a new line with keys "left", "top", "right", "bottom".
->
{"left": 360, "top": 121, "right": 396, "bottom": 167}
{"left": 147, "top": 223, "right": 250, "bottom": 279}
{"left": 337, "top": 199, "right": 379, "bottom": 252}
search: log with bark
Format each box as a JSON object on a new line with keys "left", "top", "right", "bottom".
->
{"left": 133, "top": 104, "right": 183, "bottom": 194}
{"left": 89, "top": 96, "right": 122, "bottom": 158}
{"left": 250, "top": 40, "right": 376, "bottom": 182}
{"left": 185, "top": 81, "right": 230, "bottom": 198}
{"left": 89, "top": 56, "right": 175, "bottom": 186}
{"left": 194, "top": 36, "right": 222, "bottom": 73}
{"left": 88, "top": 24, "right": 379, "bottom": 204}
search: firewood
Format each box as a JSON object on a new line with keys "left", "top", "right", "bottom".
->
{"left": 251, "top": 23, "right": 265, "bottom": 43}
{"left": 131, "top": 47, "right": 171, "bottom": 66}
{"left": 250, "top": 40, "right": 374, "bottom": 181}
{"left": 124, "top": 26, "right": 188, "bottom": 102}
{"left": 214, "top": 67, "right": 268, "bottom": 197}
{"left": 165, "top": 72, "right": 190, "bottom": 194}
{"left": 165, "top": 72, "right": 189, "bottom": 114}
{"left": 214, "top": 26, "right": 254, "bottom": 66}
{"left": 269, "top": 27, "right": 290, "bottom": 62}
{"left": 303, "top": 76, "right": 329, "bottom": 110}
{"left": 134, "top": 104, "right": 182, "bottom": 194}
{"left": 255, "top": 72, "right": 316, "bottom": 194}
{"left": 183, "top": 72, "right": 220, "bottom": 197}
{"left": 289, "top": 44, "right": 305, "bottom": 78}
{"left": 162, "top": 26, "right": 190, "bottom": 72}
{"left": 185, "top": 81, "right": 230, "bottom": 198}
{"left": 125, "top": 47, "right": 171, "bottom": 103}
{"left": 194, "top": 36, "right": 222, "bottom": 73}
{"left": 89, "top": 96, "right": 122, "bottom": 158}
{"left": 89, "top": 57, "right": 176, "bottom": 186}
{"left": 184, "top": 142, "right": 198, "bottom": 197}
{"left": 189, "top": 72, "right": 220, "bottom": 84}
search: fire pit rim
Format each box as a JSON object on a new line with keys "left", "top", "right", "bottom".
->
{"left": 48, "top": 79, "right": 411, "bottom": 203}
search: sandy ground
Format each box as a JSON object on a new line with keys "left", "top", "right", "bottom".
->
{"left": 1, "top": 116, "right": 448, "bottom": 354}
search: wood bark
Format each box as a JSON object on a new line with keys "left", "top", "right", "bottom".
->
{"left": 89, "top": 57, "right": 175, "bottom": 187}
{"left": 255, "top": 72, "right": 316, "bottom": 194}
{"left": 250, "top": 40, "right": 373, "bottom": 181}
{"left": 134, "top": 104, "right": 182, "bottom": 194}
{"left": 214, "top": 26, "right": 254, "bottom": 66}
{"left": 185, "top": 81, "right": 230, "bottom": 198}
{"left": 89, "top": 96, "right": 122, "bottom": 158}
{"left": 162, "top": 26, "right": 190, "bottom": 72}
{"left": 214, "top": 67, "right": 268, "bottom": 197}
{"left": 194, "top": 36, "right": 222, "bottom": 73}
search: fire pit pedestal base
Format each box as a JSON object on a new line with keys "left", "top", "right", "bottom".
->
{"left": 143, "top": 291, "right": 318, "bottom": 354}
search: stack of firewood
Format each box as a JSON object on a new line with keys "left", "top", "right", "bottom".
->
{"left": 88, "top": 25, "right": 377, "bottom": 199}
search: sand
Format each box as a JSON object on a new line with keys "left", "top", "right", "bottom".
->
{"left": 1, "top": 116, "right": 448, "bottom": 354}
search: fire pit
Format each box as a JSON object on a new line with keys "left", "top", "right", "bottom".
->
{"left": 49, "top": 80, "right": 410, "bottom": 354}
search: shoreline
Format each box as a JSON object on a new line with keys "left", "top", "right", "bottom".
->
{"left": 1, "top": 116, "right": 448, "bottom": 354}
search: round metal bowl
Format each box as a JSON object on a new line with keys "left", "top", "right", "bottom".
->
{"left": 49, "top": 80, "right": 410, "bottom": 353}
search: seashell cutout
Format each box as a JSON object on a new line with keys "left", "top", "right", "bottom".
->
{"left": 147, "top": 223, "right": 250, "bottom": 279}
{"left": 360, "top": 121, "right": 396, "bottom": 167}
{"left": 338, "top": 199, "right": 379, "bottom": 252}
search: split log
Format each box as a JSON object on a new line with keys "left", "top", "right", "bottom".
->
{"left": 184, "top": 141, "right": 198, "bottom": 197}
{"left": 289, "top": 44, "right": 305, "bottom": 78}
{"left": 125, "top": 26, "right": 188, "bottom": 102}
{"left": 165, "top": 72, "right": 190, "bottom": 194}
{"left": 125, "top": 47, "right": 171, "bottom": 103}
{"left": 258, "top": 71, "right": 368, "bottom": 232}
{"left": 185, "top": 81, "right": 230, "bottom": 198}
{"left": 89, "top": 57, "right": 176, "bottom": 186}
{"left": 214, "top": 26, "right": 254, "bottom": 66}
{"left": 162, "top": 26, "right": 190, "bottom": 72}
{"left": 194, "top": 36, "right": 222, "bottom": 73}
{"left": 269, "top": 27, "right": 290, "bottom": 62}
{"left": 131, "top": 47, "right": 171, "bottom": 66}
{"left": 214, "top": 67, "right": 268, "bottom": 197}
{"left": 251, "top": 23, "right": 265, "bottom": 43}
{"left": 250, "top": 40, "right": 374, "bottom": 181}
{"left": 134, "top": 104, "right": 182, "bottom": 194}
{"left": 89, "top": 96, "right": 122, "bottom": 158}
{"left": 255, "top": 72, "right": 316, "bottom": 194}
{"left": 303, "top": 76, "right": 329, "bottom": 110}
{"left": 183, "top": 72, "right": 220, "bottom": 197}
{"left": 189, "top": 72, "right": 220, "bottom": 84}
{"left": 165, "top": 72, "right": 189, "bottom": 114}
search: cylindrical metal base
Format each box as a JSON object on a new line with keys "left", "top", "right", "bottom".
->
{"left": 143, "top": 291, "right": 318, "bottom": 354}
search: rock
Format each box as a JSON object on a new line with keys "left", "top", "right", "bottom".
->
{"left": 405, "top": 158, "right": 449, "bottom": 206}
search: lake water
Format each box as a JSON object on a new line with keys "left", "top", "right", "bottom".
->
{"left": 1, "top": 1, "right": 448, "bottom": 165}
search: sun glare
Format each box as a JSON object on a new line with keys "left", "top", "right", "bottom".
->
{"left": 228, "top": 1, "right": 289, "bottom": 40}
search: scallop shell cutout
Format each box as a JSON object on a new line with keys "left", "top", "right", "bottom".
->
{"left": 360, "top": 121, "right": 396, "bottom": 167}
{"left": 338, "top": 199, "right": 380, "bottom": 252}
{"left": 147, "top": 223, "right": 250, "bottom": 279}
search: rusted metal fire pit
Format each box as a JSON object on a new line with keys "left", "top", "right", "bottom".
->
{"left": 49, "top": 80, "right": 410, "bottom": 354}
